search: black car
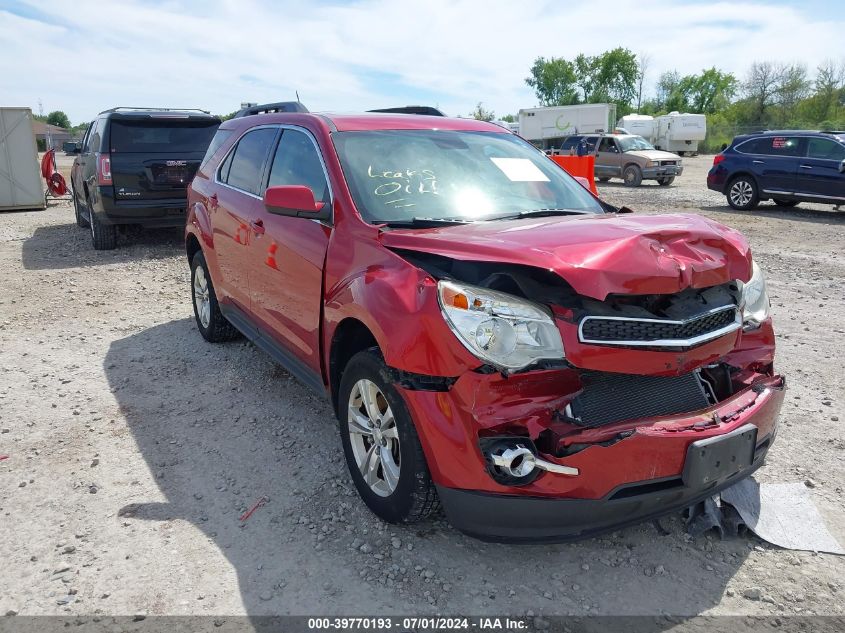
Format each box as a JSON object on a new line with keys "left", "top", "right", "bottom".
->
{"left": 707, "top": 130, "right": 845, "bottom": 210}
{"left": 70, "top": 107, "right": 221, "bottom": 249}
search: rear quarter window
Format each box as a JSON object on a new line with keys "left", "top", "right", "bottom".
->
{"left": 110, "top": 119, "right": 220, "bottom": 153}
{"left": 200, "top": 129, "right": 233, "bottom": 170}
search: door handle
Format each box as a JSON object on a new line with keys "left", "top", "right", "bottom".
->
{"left": 251, "top": 219, "right": 265, "bottom": 235}
{"left": 800, "top": 165, "right": 812, "bottom": 169}
{"left": 752, "top": 160, "right": 764, "bottom": 164}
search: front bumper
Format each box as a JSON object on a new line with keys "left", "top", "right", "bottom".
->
{"left": 642, "top": 165, "right": 683, "bottom": 178}
{"left": 402, "top": 367, "right": 784, "bottom": 542}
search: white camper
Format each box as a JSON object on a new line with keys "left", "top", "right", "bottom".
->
{"left": 0, "top": 107, "right": 45, "bottom": 211}
{"left": 616, "top": 114, "right": 656, "bottom": 141}
{"left": 653, "top": 112, "right": 707, "bottom": 155}
{"left": 518, "top": 104, "right": 617, "bottom": 149}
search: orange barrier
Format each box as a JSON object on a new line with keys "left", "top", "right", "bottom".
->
{"left": 550, "top": 155, "right": 598, "bottom": 195}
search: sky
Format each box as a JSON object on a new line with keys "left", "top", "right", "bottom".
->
{"left": 1, "top": 0, "right": 844, "bottom": 126}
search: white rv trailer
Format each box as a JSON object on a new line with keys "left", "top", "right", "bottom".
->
{"left": 653, "top": 112, "right": 707, "bottom": 155}
{"left": 518, "top": 104, "right": 617, "bottom": 150}
{"left": 616, "top": 114, "right": 656, "bottom": 141}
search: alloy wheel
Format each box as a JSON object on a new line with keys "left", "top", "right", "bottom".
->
{"left": 347, "top": 379, "right": 401, "bottom": 497}
{"left": 730, "top": 180, "right": 753, "bottom": 207}
{"left": 193, "top": 266, "right": 211, "bottom": 328}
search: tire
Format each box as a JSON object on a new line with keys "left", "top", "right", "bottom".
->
{"left": 677, "top": 151, "right": 686, "bottom": 157}
{"left": 73, "top": 190, "right": 88, "bottom": 228}
{"left": 190, "top": 250, "right": 240, "bottom": 343}
{"left": 623, "top": 165, "right": 643, "bottom": 187}
{"left": 89, "top": 204, "right": 117, "bottom": 250}
{"left": 338, "top": 349, "right": 439, "bottom": 524}
{"left": 598, "top": 177, "right": 610, "bottom": 182}
{"left": 726, "top": 176, "right": 759, "bottom": 210}
{"left": 774, "top": 198, "right": 799, "bottom": 208}
{"left": 657, "top": 177, "right": 675, "bottom": 186}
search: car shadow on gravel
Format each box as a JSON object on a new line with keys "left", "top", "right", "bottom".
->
{"left": 21, "top": 223, "right": 182, "bottom": 270}
{"left": 106, "top": 318, "right": 752, "bottom": 621}
{"left": 699, "top": 204, "right": 845, "bottom": 225}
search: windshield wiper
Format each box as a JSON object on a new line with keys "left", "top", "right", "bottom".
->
{"left": 492, "top": 208, "right": 594, "bottom": 221}
{"left": 373, "top": 217, "right": 471, "bottom": 228}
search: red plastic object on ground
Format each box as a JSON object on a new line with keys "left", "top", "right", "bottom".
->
{"left": 550, "top": 155, "right": 597, "bottom": 195}
{"left": 40, "top": 149, "right": 68, "bottom": 196}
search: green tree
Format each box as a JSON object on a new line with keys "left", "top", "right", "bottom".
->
{"left": 500, "top": 114, "right": 517, "bottom": 123}
{"left": 525, "top": 56, "right": 579, "bottom": 106}
{"left": 45, "top": 110, "right": 70, "bottom": 129}
{"left": 742, "top": 61, "right": 782, "bottom": 125}
{"left": 656, "top": 70, "right": 681, "bottom": 110}
{"left": 590, "top": 48, "right": 639, "bottom": 109}
{"left": 470, "top": 102, "right": 495, "bottom": 122}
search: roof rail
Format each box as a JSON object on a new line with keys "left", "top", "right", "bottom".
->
{"left": 368, "top": 106, "right": 446, "bottom": 116}
{"left": 98, "top": 106, "right": 211, "bottom": 115}
{"left": 821, "top": 129, "right": 845, "bottom": 135}
{"left": 232, "top": 101, "right": 309, "bottom": 118}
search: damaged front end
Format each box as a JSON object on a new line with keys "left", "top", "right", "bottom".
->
{"left": 380, "top": 224, "right": 784, "bottom": 542}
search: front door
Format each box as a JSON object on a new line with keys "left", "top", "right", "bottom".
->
{"left": 796, "top": 136, "right": 845, "bottom": 202}
{"left": 595, "top": 137, "right": 621, "bottom": 178}
{"left": 249, "top": 127, "right": 332, "bottom": 373}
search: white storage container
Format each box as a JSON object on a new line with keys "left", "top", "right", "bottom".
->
{"left": 0, "top": 107, "right": 45, "bottom": 211}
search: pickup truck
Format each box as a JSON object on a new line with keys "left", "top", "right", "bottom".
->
{"left": 560, "top": 133, "right": 684, "bottom": 187}
{"left": 185, "top": 106, "right": 783, "bottom": 541}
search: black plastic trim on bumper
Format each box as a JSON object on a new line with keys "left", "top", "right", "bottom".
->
{"left": 437, "top": 441, "right": 771, "bottom": 543}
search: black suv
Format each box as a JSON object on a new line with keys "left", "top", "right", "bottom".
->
{"left": 70, "top": 107, "right": 221, "bottom": 249}
{"left": 707, "top": 130, "right": 845, "bottom": 210}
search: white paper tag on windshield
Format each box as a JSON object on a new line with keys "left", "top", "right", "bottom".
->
{"left": 490, "top": 157, "right": 550, "bottom": 182}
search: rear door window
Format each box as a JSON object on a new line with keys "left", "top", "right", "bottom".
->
{"left": 221, "top": 128, "right": 278, "bottom": 195}
{"left": 806, "top": 137, "right": 845, "bottom": 161}
{"left": 737, "top": 136, "right": 803, "bottom": 156}
{"left": 266, "top": 129, "right": 329, "bottom": 202}
{"left": 109, "top": 119, "right": 219, "bottom": 153}
{"left": 560, "top": 136, "right": 581, "bottom": 151}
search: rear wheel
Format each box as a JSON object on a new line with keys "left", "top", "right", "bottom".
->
{"left": 657, "top": 177, "right": 675, "bottom": 186}
{"left": 727, "top": 176, "right": 759, "bottom": 210}
{"left": 338, "top": 349, "right": 439, "bottom": 524}
{"left": 89, "top": 204, "right": 117, "bottom": 250}
{"left": 190, "top": 251, "right": 239, "bottom": 343}
{"left": 774, "top": 198, "right": 799, "bottom": 208}
{"left": 623, "top": 165, "right": 643, "bottom": 187}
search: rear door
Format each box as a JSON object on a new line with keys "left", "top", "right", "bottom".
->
{"left": 209, "top": 126, "right": 279, "bottom": 312}
{"left": 796, "top": 136, "right": 845, "bottom": 202}
{"left": 248, "top": 127, "right": 332, "bottom": 374}
{"left": 108, "top": 116, "right": 219, "bottom": 202}
{"left": 736, "top": 136, "right": 804, "bottom": 195}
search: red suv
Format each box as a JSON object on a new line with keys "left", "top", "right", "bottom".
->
{"left": 185, "top": 104, "right": 784, "bottom": 542}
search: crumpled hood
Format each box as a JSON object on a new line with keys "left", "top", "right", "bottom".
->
{"left": 380, "top": 213, "right": 752, "bottom": 300}
{"left": 627, "top": 149, "right": 682, "bottom": 161}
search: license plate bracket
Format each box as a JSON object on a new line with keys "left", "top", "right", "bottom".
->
{"left": 682, "top": 423, "right": 757, "bottom": 488}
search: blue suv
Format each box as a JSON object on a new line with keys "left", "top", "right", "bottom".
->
{"left": 707, "top": 130, "right": 845, "bottom": 210}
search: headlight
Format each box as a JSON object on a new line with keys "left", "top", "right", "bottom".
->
{"left": 740, "top": 261, "right": 771, "bottom": 328}
{"left": 437, "top": 280, "right": 565, "bottom": 370}
{"left": 645, "top": 160, "right": 656, "bottom": 167}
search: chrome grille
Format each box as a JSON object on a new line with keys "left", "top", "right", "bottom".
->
{"left": 579, "top": 306, "right": 739, "bottom": 348}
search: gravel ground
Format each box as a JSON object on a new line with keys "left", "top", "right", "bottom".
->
{"left": 1, "top": 155, "right": 843, "bottom": 622}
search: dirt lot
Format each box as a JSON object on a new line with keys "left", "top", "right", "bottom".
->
{"left": 1, "top": 155, "right": 843, "bottom": 622}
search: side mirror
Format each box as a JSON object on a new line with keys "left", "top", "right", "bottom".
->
{"left": 73, "top": 143, "right": 82, "bottom": 154}
{"left": 263, "top": 185, "right": 330, "bottom": 220}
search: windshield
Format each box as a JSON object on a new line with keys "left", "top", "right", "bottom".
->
{"left": 617, "top": 136, "right": 655, "bottom": 152}
{"left": 332, "top": 130, "right": 604, "bottom": 224}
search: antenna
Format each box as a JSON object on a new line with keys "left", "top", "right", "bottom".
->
{"left": 296, "top": 90, "right": 301, "bottom": 103}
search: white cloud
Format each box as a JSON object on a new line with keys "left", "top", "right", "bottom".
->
{"left": 1, "top": 0, "right": 843, "bottom": 124}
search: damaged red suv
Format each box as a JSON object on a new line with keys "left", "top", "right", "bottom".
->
{"left": 185, "top": 104, "right": 784, "bottom": 542}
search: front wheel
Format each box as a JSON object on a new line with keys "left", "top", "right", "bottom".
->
{"left": 623, "top": 165, "right": 643, "bottom": 187}
{"left": 657, "top": 177, "right": 675, "bottom": 186}
{"left": 73, "top": 190, "right": 88, "bottom": 228}
{"left": 338, "top": 350, "right": 439, "bottom": 524}
{"left": 727, "top": 176, "right": 759, "bottom": 210}
{"left": 774, "top": 198, "right": 799, "bottom": 208}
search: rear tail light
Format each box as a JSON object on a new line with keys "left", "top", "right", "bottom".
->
{"left": 712, "top": 153, "right": 726, "bottom": 166}
{"left": 96, "top": 153, "right": 112, "bottom": 185}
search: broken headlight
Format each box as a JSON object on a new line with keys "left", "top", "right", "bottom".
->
{"left": 437, "top": 280, "right": 564, "bottom": 370}
{"left": 740, "top": 260, "right": 771, "bottom": 328}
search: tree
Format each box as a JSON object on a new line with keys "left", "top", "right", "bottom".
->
{"left": 525, "top": 56, "right": 579, "bottom": 106}
{"left": 743, "top": 61, "right": 782, "bottom": 125}
{"left": 500, "top": 114, "right": 517, "bottom": 123}
{"left": 656, "top": 70, "right": 681, "bottom": 111}
{"left": 45, "top": 110, "right": 70, "bottom": 129}
{"left": 774, "top": 63, "right": 811, "bottom": 124}
{"left": 636, "top": 53, "right": 651, "bottom": 113}
{"left": 470, "top": 102, "right": 495, "bottom": 122}
{"left": 810, "top": 59, "right": 844, "bottom": 120}
{"left": 671, "top": 68, "right": 738, "bottom": 114}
